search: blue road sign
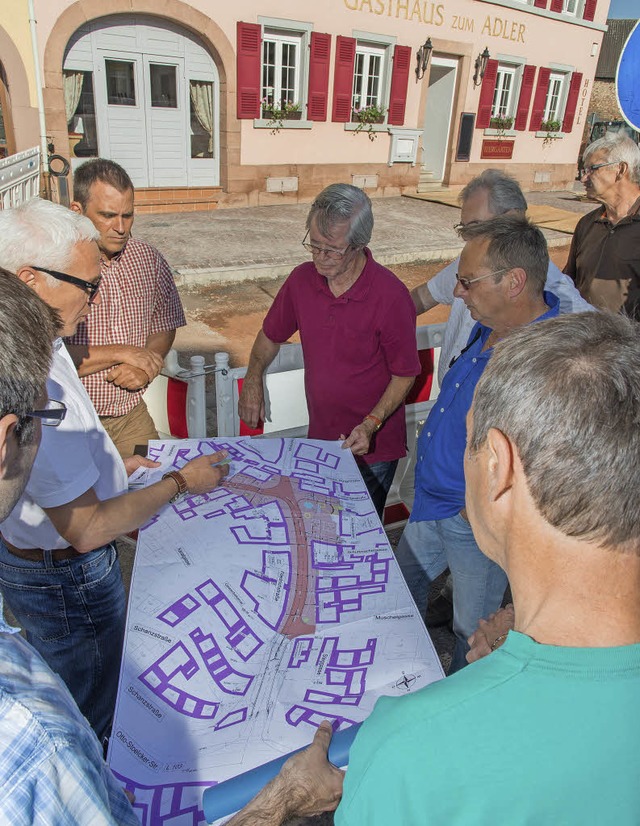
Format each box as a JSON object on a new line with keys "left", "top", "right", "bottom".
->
{"left": 617, "top": 19, "right": 640, "bottom": 131}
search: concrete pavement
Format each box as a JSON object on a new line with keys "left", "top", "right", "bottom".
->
{"left": 135, "top": 189, "right": 593, "bottom": 286}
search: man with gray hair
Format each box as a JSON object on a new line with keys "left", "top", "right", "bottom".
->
{"left": 397, "top": 215, "right": 558, "bottom": 672}
{"left": 0, "top": 268, "right": 138, "bottom": 823}
{"left": 238, "top": 183, "right": 420, "bottom": 518}
{"left": 227, "top": 311, "right": 640, "bottom": 826}
{"left": 0, "top": 198, "right": 229, "bottom": 741}
{"left": 411, "top": 169, "right": 589, "bottom": 630}
{"left": 412, "top": 169, "right": 590, "bottom": 383}
{"left": 565, "top": 131, "right": 640, "bottom": 316}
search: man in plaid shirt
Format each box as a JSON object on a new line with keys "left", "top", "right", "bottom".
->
{"left": 66, "top": 159, "right": 186, "bottom": 458}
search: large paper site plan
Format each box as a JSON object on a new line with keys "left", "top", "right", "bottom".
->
{"left": 108, "top": 437, "right": 444, "bottom": 824}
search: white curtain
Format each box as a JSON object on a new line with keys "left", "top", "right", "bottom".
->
{"left": 189, "top": 80, "right": 214, "bottom": 154}
{"left": 64, "top": 71, "right": 84, "bottom": 125}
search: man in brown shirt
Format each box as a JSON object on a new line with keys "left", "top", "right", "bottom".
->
{"left": 564, "top": 131, "right": 640, "bottom": 316}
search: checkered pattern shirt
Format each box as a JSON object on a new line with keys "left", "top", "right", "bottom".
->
{"left": 66, "top": 237, "right": 186, "bottom": 417}
{"left": 0, "top": 607, "right": 138, "bottom": 825}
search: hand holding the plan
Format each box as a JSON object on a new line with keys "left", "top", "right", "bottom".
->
{"left": 226, "top": 721, "right": 344, "bottom": 826}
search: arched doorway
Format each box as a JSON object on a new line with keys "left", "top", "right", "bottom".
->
{"left": 63, "top": 14, "right": 219, "bottom": 188}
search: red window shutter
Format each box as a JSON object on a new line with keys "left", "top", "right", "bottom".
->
{"left": 307, "top": 32, "right": 331, "bottom": 121}
{"left": 583, "top": 0, "right": 597, "bottom": 20}
{"left": 514, "top": 65, "right": 537, "bottom": 131}
{"left": 529, "top": 67, "right": 551, "bottom": 131}
{"left": 533, "top": 0, "right": 548, "bottom": 7}
{"left": 237, "top": 22, "right": 261, "bottom": 119}
{"left": 550, "top": 0, "right": 563, "bottom": 11}
{"left": 332, "top": 36, "right": 356, "bottom": 122}
{"left": 562, "top": 71, "right": 583, "bottom": 132}
{"left": 476, "top": 59, "right": 498, "bottom": 129}
{"left": 387, "top": 45, "right": 411, "bottom": 125}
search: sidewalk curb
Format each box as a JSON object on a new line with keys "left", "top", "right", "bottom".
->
{"left": 173, "top": 234, "right": 570, "bottom": 288}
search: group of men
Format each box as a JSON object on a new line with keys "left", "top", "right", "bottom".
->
{"left": 0, "top": 131, "right": 638, "bottom": 822}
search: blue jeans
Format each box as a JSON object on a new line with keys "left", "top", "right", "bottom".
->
{"left": 0, "top": 539, "right": 126, "bottom": 740}
{"left": 357, "top": 459, "right": 399, "bottom": 520}
{"left": 395, "top": 514, "right": 507, "bottom": 673}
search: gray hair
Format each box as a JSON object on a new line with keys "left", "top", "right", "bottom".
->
{"left": 460, "top": 169, "right": 528, "bottom": 215}
{"left": 583, "top": 131, "right": 640, "bottom": 185}
{"left": 0, "top": 266, "right": 61, "bottom": 451}
{"left": 469, "top": 312, "right": 640, "bottom": 551}
{"left": 306, "top": 184, "right": 374, "bottom": 246}
{"left": 460, "top": 215, "right": 548, "bottom": 295}
{"left": 0, "top": 198, "right": 99, "bottom": 283}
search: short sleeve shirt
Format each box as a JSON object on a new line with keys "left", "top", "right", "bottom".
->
{"left": 263, "top": 250, "right": 420, "bottom": 464}
{"left": 412, "top": 292, "right": 559, "bottom": 521}
{"left": 564, "top": 200, "right": 640, "bottom": 318}
{"left": 66, "top": 238, "right": 186, "bottom": 417}
{"left": 0, "top": 341, "right": 127, "bottom": 550}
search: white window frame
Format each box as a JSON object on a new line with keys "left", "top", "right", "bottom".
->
{"left": 491, "top": 64, "right": 518, "bottom": 120}
{"left": 261, "top": 29, "right": 302, "bottom": 109}
{"left": 543, "top": 71, "right": 567, "bottom": 124}
{"left": 346, "top": 31, "right": 396, "bottom": 130}
{"left": 562, "top": 0, "right": 580, "bottom": 15}
{"left": 255, "top": 17, "right": 312, "bottom": 130}
{"left": 352, "top": 43, "right": 386, "bottom": 111}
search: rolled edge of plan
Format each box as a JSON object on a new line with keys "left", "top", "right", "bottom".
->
{"left": 202, "top": 721, "right": 363, "bottom": 823}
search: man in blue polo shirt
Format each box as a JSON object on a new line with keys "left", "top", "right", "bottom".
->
{"left": 396, "top": 215, "right": 558, "bottom": 672}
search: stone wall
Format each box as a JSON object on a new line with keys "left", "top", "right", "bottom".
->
{"left": 581, "top": 79, "right": 623, "bottom": 144}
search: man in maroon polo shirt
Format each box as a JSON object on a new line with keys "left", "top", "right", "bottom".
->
{"left": 238, "top": 184, "right": 420, "bottom": 518}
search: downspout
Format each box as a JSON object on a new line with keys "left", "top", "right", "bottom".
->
{"left": 28, "top": 0, "right": 49, "bottom": 173}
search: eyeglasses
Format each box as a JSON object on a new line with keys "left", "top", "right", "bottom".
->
{"left": 455, "top": 268, "right": 509, "bottom": 290}
{"left": 453, "top": 220, "right": 481, "bottom": 233}
{"left": 31, "top": 266, "right": 101, "bottom": 304}
{"left": 580, "top": 160, "right": 619, "bottom": 177}
{"left": 301, "top": 230, "right": 351, "bottom": 260}
{"left": 27, "top": 399, "right": 67, "bottom": 427}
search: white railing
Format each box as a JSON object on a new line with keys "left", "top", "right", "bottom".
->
{"left": 0, "top": 146, "right": 40, "bottom": 210}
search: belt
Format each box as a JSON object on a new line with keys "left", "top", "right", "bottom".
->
{"left": 2, "top": 538, "right": 83, "bottom": 562}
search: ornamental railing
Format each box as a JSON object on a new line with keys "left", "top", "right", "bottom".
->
{"left": 0, "top": 146, "right": 40, "bottom": 210}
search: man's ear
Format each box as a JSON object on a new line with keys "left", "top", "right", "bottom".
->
{"left": 0, "top": 414, "right": 19, "bottom": 481}
{"left": 15, "top": 266, "right": 37, "bottom": 288}
{"left": 508, "top": 267, "right": 527, "bottom": 298}
{"left": 70, "top": 201, "right": 83, "bottom": 215}
{"left": 485, "top": 426, "right": 515, "bottom": 503}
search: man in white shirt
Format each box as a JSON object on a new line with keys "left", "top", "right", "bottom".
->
{"left": 0, "top": 267, "right": 138, "bottom": 824}
{"left": 0, "top": 198, "right": 229, "bottom": 741}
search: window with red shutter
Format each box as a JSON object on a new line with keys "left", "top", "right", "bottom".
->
{"left": 332, "top": 36, "right": 356, "bottom": 122}
{"left": 533, "top": 0, "right": 548, "bottom": 7}
{"left": 514, "top": 65, "right": 536, "bottom": 131}
{"left": 476, "top": 59, "right": 498, "bottom": 129}
{"left": 562, "top": 72, "right": 583, "bottom": 132}
{"left": 529, "top": 67, "right": 551, "bottom": 131}
{"left": 307, "top": 32, "right": 331, "bottom": 122}
{"left": 582, "top": 0, "right": 597, "bottom": 21}
{"left": 388, "top": 45, "right": 411, "bottom": 126}
{"left": 237, "top": 22, "right": 261, "bottom": 120}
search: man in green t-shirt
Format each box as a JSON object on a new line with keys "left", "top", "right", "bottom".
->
{"left": 228, "top": 311, "right": 640, "bottom": 826}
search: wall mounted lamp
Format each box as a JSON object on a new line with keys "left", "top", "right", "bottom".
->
{"left": 473, "top": 47, "right": 490, "bottom": 87}
{"left": 415, "top": 38, "right": 433, "bottom": 81}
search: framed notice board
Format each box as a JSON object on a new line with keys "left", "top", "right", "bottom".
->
{"left": 456, "top": 113, "right": 475, "bottom": 162}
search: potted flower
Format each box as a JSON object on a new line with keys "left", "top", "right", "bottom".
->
{"left": 352, "top": 103, "right": 387, "bottom": 141}
{"left": 261, "top": 98, "right": 302, "bottom": 134}
{"left": 489, "top": 115, "right": 513, "bottom": 135}
{"left": 540, "top": 118, "right": 561, "bottom": 146}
